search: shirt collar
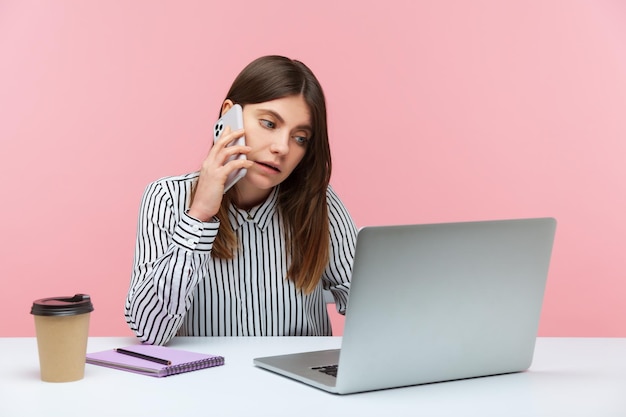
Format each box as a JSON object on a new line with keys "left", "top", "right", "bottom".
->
{"left": 228, "top": 187, "right": 280, "bottom": 232}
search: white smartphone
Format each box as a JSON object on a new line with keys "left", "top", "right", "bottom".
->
{"left": 213, "top": 104, "right": 247, "bottom": 193}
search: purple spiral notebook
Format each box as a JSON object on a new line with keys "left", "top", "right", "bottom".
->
{"left": 86, "top": 345, "right": 224, "bottom": 377}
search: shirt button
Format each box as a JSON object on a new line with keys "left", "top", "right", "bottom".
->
{"left": 187, "top": 238, "right": 198, "bottom": 246}
{"left": 192, "top": 225, "right": 200, "bottom": 232}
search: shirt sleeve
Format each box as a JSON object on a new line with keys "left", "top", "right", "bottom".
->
{"left": 323, "top": 186, "right": 358, "bottom": 315}
{"left": 124, "top": 180, "right": 219, "bottom": 345}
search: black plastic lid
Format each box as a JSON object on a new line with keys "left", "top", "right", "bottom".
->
{"left": 30, "top": 294, "right": 94, "bottom": 316}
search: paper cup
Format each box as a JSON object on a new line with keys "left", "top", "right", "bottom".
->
{"left": 31, "top": 294, "right": 94, "bottom": 382}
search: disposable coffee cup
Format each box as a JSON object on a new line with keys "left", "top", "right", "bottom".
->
{"left": 30, "top": 294, "right": 94, "bottom": 382}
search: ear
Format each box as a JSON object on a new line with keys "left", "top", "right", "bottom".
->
{"left": 220, "top": 99, "right": 234, "bottom": 117}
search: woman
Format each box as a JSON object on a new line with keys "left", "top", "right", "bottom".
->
{"left": 125, "top": 56, "right": 357, "bottom": 345}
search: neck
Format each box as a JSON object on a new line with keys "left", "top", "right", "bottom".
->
{"left": 232, "top": 182, "right": 273, "bottom": 211}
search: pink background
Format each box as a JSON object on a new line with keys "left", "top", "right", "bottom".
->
{"left": 1, "top": 0, "right": 625, "bottom": 337}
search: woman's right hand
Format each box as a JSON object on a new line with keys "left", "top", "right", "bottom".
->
{"left": 187, "top": 127, "right": 253, "bottom": 221}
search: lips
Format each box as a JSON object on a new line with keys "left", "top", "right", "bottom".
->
{"left": 257, "top": 161, "right": 281, "bottom": 173}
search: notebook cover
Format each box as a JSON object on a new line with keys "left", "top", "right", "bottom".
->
{"left": 86, "top": 345, "right": 224, "bottom": 377}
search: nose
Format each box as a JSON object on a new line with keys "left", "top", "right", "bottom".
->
{"left": 269, "top": 133, "right": 289, "bottom": 155}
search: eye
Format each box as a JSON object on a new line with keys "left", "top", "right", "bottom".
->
{"left": 260, "top": 119, "right": 275, "bottom": 129}
{"left": 293, "top": 135, "right": 309, "bottom": 146}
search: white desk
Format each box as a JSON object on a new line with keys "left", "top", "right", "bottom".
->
{"left": 1, "top": 337, "right": 625, "bottom": 417}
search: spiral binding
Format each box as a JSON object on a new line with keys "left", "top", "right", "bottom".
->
{"left": 164, "top": 356, "right": 225, "bottom": 376}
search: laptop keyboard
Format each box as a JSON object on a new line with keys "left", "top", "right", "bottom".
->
{"left": 311, "top": 364, "right": 338, "bottom": 377}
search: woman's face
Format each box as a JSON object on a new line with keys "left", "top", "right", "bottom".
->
{"left": 227, "top": 94, "right": 312, "bottom": 204}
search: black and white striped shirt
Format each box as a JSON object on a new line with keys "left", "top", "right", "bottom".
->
{"left": 125, "top": 172, "right": 357, "bottom": 345}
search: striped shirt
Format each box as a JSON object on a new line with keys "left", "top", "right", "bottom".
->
{"left": 124, "top": 172, "right": 357, "bottom": 345}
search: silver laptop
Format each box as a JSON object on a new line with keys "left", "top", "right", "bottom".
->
{"left": 254, "top": 217, "right": 557, "bottom": 394}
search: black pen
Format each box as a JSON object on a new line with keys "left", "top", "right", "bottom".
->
{"left": 115, "top": 348, "right": 172, "bottom": 365}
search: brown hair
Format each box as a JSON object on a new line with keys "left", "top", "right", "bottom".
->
{"left": 212, "top": 55, "right": 331, "bottom": 294}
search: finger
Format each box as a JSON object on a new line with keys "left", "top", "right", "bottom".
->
{"left": 216, "top": 127, "right": 245, "bottom": 148}
{"left": 224, "top": 157, "right": 254, "bottom": 170}
{"left": 206, "top": 157, "right": 251, "bottom": 186}
{"left": 209, "top": 145, "right": 249, "bottom": 168}
{"left": 207, "top": 134, "right": 249, "bottom": 164}
{"left": 222, "top": 144, "right": 251, "bottom": 157}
